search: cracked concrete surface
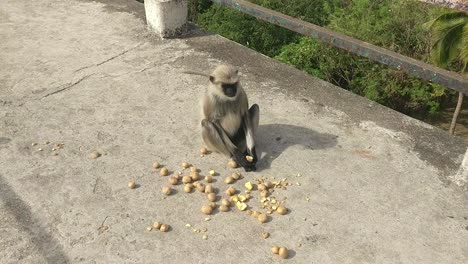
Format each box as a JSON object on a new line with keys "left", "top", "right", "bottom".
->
{"left": 1, "top": 0, "right": 467, "bottom": 263}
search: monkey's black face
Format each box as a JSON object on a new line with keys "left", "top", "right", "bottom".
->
{"left": 221, "top": 82, "right": 238, "bottom": 97}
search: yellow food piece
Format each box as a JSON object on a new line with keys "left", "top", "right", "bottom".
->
{"left": 231, "top": 172, "right": 241, "bottom": 180}
{"left": 209, "top": 170, "right": 216, "bottom": 176}
{"left": 258, "top": 184, "right": 267, "bottom": 191}
{"left": 202, "top": 235, "right": 208, "bottom": 240}
{"left": 278, "top": 247, "right": 288, "bottom": 259}
{"left": 262, "top": 232, "right": 270, "bottom": 239}
{"left": 146, "top": 226, "right": 152, "bottom": 232}
{"left": 238, "top": 195, "right": 247, "bottom": 202}
{"left": 127, "top": 181, "right": 136, "bottom": 189}
{"left": 245, "top": 181, "right": 253, "bottom": 190}
{"left": 251, "top": 211, "right": 260, "bottom": 218}
{"left": 160, "top": 224, "right": 170, "bottom": 232}
{"left": 236, "top": 201, "right": 247, "bottom": 211}
{"left": 246, "top": 155, "right": 254, "bottom": 162}
{"left": 231, "top": 196, "right": 239, "bottom": 202}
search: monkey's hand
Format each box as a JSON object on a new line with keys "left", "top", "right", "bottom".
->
{"left": 233, "top": 152, "right": 257, "bottom": 172}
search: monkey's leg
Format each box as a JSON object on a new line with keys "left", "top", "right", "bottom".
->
{"left": 243, "top": 104, "right": 260, "bottom": 171}
{"left": 201, "top": 120, "right": 250, "bottom": 168}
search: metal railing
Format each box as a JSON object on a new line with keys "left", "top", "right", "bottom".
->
{"left": 210, "top": 0, "right": 468, "bottom": 94}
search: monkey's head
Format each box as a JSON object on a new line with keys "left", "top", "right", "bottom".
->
{"left": 209, "top": 65, "right": 240, "bottom": 100}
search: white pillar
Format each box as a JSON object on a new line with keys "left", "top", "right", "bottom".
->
{"left": 144, "top": 0, "right": 188, "bottom": 38}
{"left": 451, "top": 147, "right": 468, "bottom": 187}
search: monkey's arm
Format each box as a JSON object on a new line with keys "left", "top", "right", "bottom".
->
{"left": 243, "top": 104, "right": 260, "bottom": 170}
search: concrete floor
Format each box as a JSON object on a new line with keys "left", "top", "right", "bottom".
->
{"left": 1, "top": 0, "right": 467, "bottom": 263}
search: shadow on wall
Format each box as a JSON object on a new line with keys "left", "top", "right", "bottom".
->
{"left": 0, "top": 175, "right": 70, "bottom": 263}
{"left": 256, "top": 124, "right": 338, "bottom": 171}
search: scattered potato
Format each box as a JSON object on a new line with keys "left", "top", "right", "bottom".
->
{"left": 226, "top": 187, "right": 236, "bottom": 196}
{"left": 89, "top": 151, "right": 101, "bottom": 159}
{"left": 221, "top": 198, "right": 231, "bottom": 207}
{"left": 258, "top": 214, "right": 268, "bottom": 223}
{"left": 205, "top": 184, "right": 214, "bottom": 194}
{"left": 160, "top": 167, "right": 169, "bottom": 176}
{"left": 262, "top": 232, "right": 270, "bottom": 239}
{"left": 128, "top": 181, "right": 136, "bottom": 189}
{"left": 202, "top": 235, "right": 208, "bottom": 240}
{"left": 272, "top": 246, "right": 280, "bottom": 254}
{"left": 278, "top": 247, "right": 288, "bottom": 259}
{"left": 209, "top": 202, "right": 217, "bottom": 209}
{"left": 153, "top": 222, "right": 161, "bottom": 229}
{"left": 205, "top": 175, "right": 213, "bottom": 183}
{"left": 201, "top": 205, "right": 213, "bottom": 215}
{"left": 184, "top": 184, "right": 193, "bottom": 193}
{"left": 245, "top": 193, "right": 252, "bottom": 200}
{"left": 209, "top": 170, "right": 216, "bottom": 176}
{"left": 197, "top": 184, "right": 206, "bottom": 193}
{"left": 190, "top": 166, "right": 198, "bottom": 173}
{"left": 261, "top": 190, "right": 269, "bottom": 198}
{"left": 246, "top": 155, "right": 254, "bottom": 162}
{"left": 152, "top": 162, "right": 161, "bottom": 169}
{"left": 200, "top": 147, "right": 208, "bottom": 155}
{"left": 227, "top": 160, "right": 238, "bottom": 168}
{"left": 207, "top": 193, "right": 217, "bottom": 202}
{"left": 220, "top": 205, "right": 229, "bottom": 212}
{"left": 160, "top": 224, "right": 170, "bottom": 232}
{"left": 265, "top": 181, "right": 273, "bottom": 189}
{"left": 231, "top": 172, "right": 241, "bottom": 180}
{"left": 276, "top": 205, "right": 288, "bottom": 215}
{"left": 168, "top": 176, "right": 178, "bottom": 185}
{"left": 258, "top": 184, "right": 267, "bottom": 191}
{"left": 252, "top": 211, "right": 260, "bottom": 218}
{"left": 246, "top": 209, "right": 253, "bottom": 216}
{"left": 162, "top": 186, "right": 172, "bottom": 195}
{"left": 182, "top": 176, "right": 192, "bottom": 184}
{"left": 182, "top": 162, "right": 190, "bottom": 169}
{"left": 146, "top": 226, "right": 152, "bottom": 232}
{"left": 225, "top": 176, "right": 234, "bottom": 184}
{"left": 190, "top": 171, "right": 200, "bottom": 181}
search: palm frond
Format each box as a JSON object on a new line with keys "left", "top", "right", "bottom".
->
{"left": 431, "top": 22, "right": 465, "bottom": 65}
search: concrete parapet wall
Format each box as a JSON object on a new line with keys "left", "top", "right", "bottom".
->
{"left": 144, "top": 0, "right": 188, "bottom": 38}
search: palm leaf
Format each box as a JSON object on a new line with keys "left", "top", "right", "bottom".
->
{"left": 431, "top": 22, "right": 465, "bottom": 65}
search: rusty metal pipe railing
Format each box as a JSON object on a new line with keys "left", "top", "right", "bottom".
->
{"left": 210, "top": 0, "right": 468, "bottom": 94}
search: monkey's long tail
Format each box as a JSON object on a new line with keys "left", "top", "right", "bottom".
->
{"left": 180, "top": 70, "right": 209, "bottom": 78}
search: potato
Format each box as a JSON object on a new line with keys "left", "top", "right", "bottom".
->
{"left": 209, "top": 202, "right": 217, "bottom": 209}
{"left": 152, "top": 162, "right": 161, "bottom": 169}
{"left": 231, "top": 172, "right": 241, "bottom": 180}
{"left": 190, "top": 171, "right": 200, "bottom": 181}
{"left": 190, "top": 166, "right": 198, "bottom": 173}
{"left": 162, "top": 186, "right": 172, "bottom": 195}
{"left": 201, "top": 205, "right": 213, "bottom": 215}
{"left": 89, "top": 151, "right": 101, "bottom": 159}
{"left": 184, "top": 184, "right": 193, "bottom": 193}
{"left": 197, "top": 184, "right": 206, "bottom": 193}
{"left": 128, "top": 181, "right": 136, "bottom": 189}
{"left": 205, "top": 184, "right": 214, "bottom": 194}
{"left": 276, "top": 205, "right": 288, "bottom": 215}
{"left": 271, "top": 246, "right": 279, "bottom": 254}
{"left": 160, "top": 167, "right": 169, "bottom": 176}
{"left": 153, "top": 221, "right": 161, "bottom": 229}
{"left": 225, "top": 176, "right": 234, "bottom": 184}
{"left": 227, "top": 160, "right": 238, "bottom": 168}
{"left": 200, "top": 147, "right": 208, "bottom": 155}
{"left": 160, "top": 224, "right": 170, "bottom": 232}
{"left": 182, "top": 162, "right": 190, "bottom": 169}
{"left": 221, "top": 198, "right": 231, "bottom": 207}
{"left": 252, "top": 211, "right": 260, "bottom": 218}
{"left": 182, "top": 176, "right": 192, "bottom": 184}
{"left": 219, "top": 205, "right": 229, "bottom": 212}
{"left": 260, "top": 190, "right": 269, "bottom": 198}
{"left": 258, "top": 184, "right": 267, "bottom": 191}
{"left": 225, "top": 187, "right": 236, "bottom": 196}
{"left": 265, "top": 181, "right": 273, "bottom": 189}
{"left": 258, "top": 214, "right": 268, "bottom": 223}
{"left": 278, "top": 247, "right": 288, "bottom": 259}
{"left": 168, "top": 176, "right": 178, "bottom": 185}
{"left": 207, "top": 193, "right": 217, "bottom": 202}
{"left": 204, "top": 175, "right": 213, "bottom": 183}
{"left": 262, "top": 232, "right": 270, "bottom": 239}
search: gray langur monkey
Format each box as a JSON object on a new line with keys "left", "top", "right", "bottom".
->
{"left": 183, "top": 65, "right": 260, "bottom": 171}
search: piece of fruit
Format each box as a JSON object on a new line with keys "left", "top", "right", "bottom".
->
{"left": 209, "top": 170, "right": 216, "bottom": 176}
{"left": 236, "top": 201, "right": 247, "bottom": 211}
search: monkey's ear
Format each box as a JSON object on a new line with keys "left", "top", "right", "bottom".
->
{"left": 209, "top": 75, "right": 215, "bottom": 83}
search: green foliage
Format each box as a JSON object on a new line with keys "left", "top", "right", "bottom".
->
{"left": 424, "top": 11, "right": 468, "bottom": 72}
{"left": 193, "top": 0, "right": 456, "bottom": 117}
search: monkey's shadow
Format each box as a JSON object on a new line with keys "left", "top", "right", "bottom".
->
{"left": 255, "top": 124, "right": 338, "bottom": 171}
